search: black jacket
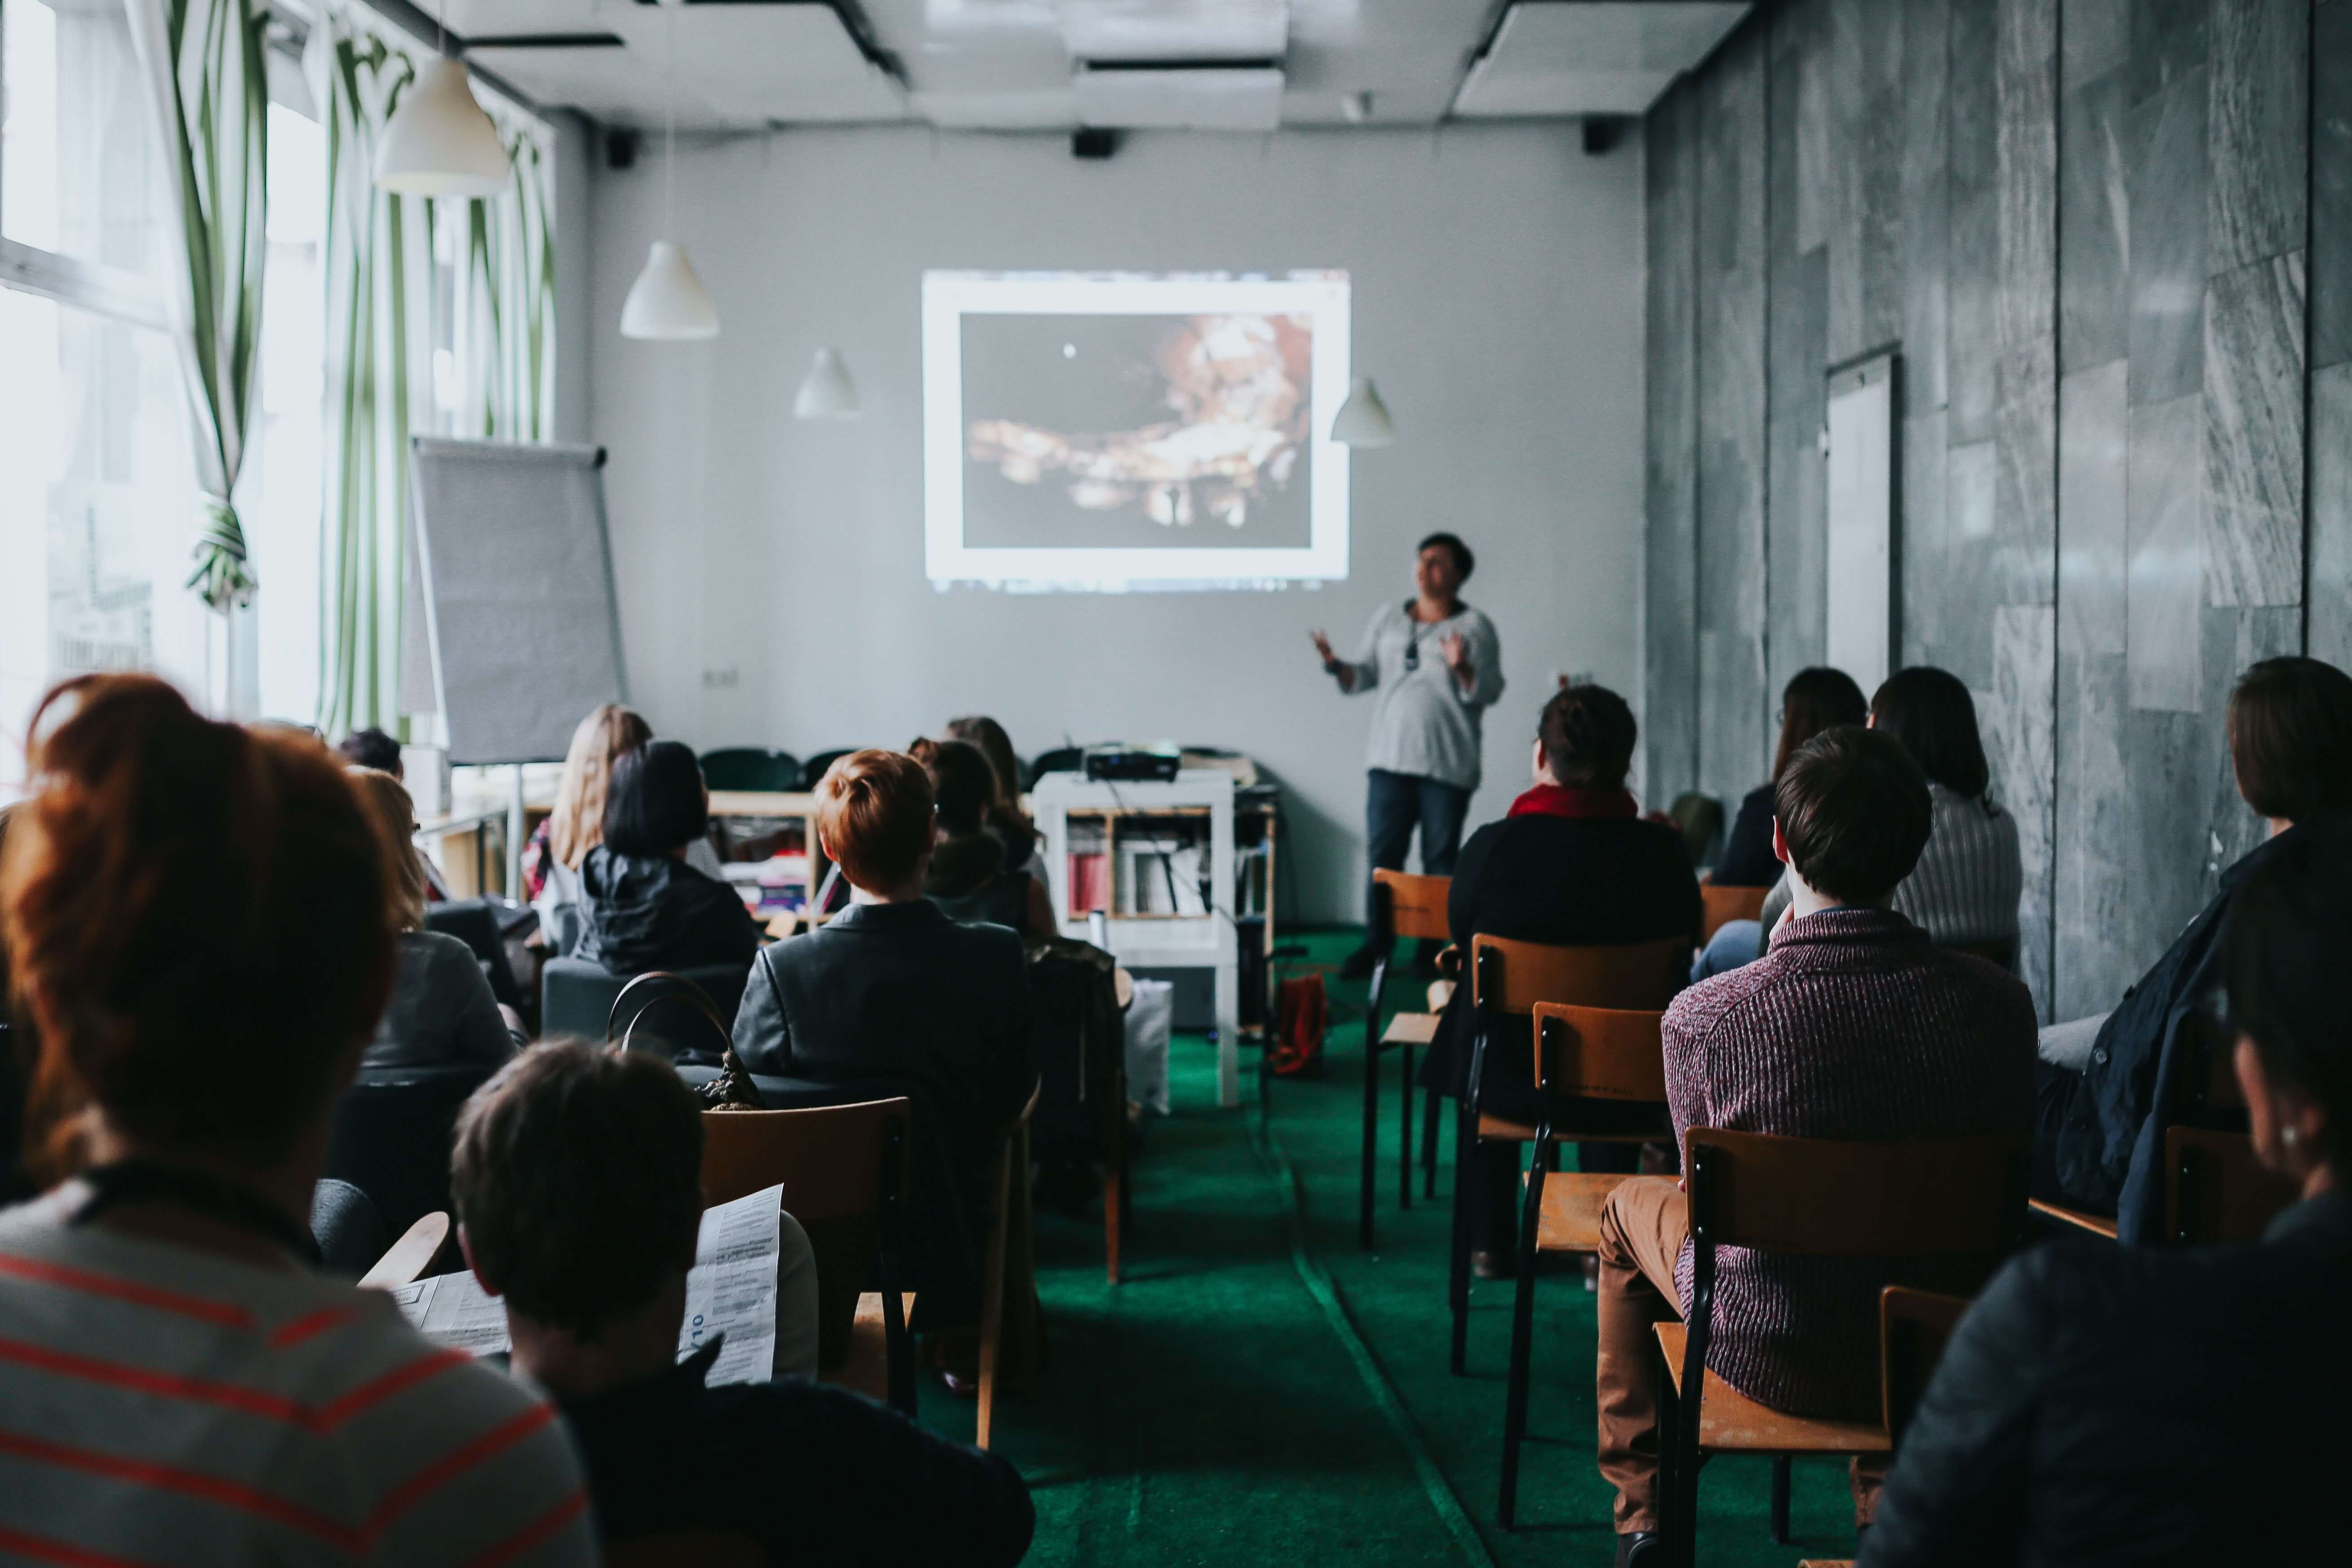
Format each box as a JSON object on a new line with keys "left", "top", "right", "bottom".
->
{"left": 925, "top": 832, "right": 1036, "bottom": 937}
{"left": 560, "top": 1337, "right": 1035, "bottom": 1566}
{"left": 577, "top": 846, "right": 761, "bottom": 976}
{"left": 2043, "top": 820, "right": 2316, "bottom": 1240}
{"left": 731, "top": 901, "right": 1036, "bottom": 1320}
{"left": 1417, "top": 810, "right": 1700, "bottom": 1124}
{"left": 1860, "top": 1191, "right": 2351, "bottom": 1567}
{"left": 1713, "top": 783, "right": 1782, "bottom": 888}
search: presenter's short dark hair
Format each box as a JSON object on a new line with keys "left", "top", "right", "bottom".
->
{"left": 338, "top": 727, "right": 401, "bottom": 777}
{"left": 603, "top": 739, "right": 709, "bottom": 855}
{"left": 2229, "top": 657, "right": 2352, "bottom": 824}
{"left": 1418, "top": 532, "right": 1474, "bottom": 581}
{"left": 1538, "top": 683, "right": 1637, "bottom": 791}
{"left": 451, "top": 1043, "right": 703, "bottom": 1339}
{"left": 1774, "top": 726, "right": 1932, "bottom": 903}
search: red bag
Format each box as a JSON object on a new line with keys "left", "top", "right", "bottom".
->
{"left": 1269, "top": 973, "right": 1329, "bottom": 1078}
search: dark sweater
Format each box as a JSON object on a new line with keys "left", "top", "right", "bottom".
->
{"left": 1860, "top": 1191, "right": 2351, "bottom": 1567}
{"left": 560, "top": 1339, "right": 1035, "bottom": 1566}
{"left": 925, "top": 833, "right": 1035, "bottom": 937}
{"left": 577, "top": 846, "right": 761, "bottom": 976}
{"left": 1714, "top": 783, "right": 1782, "bottom": 887}
{"left": 1665, "top": 907, "right": 2035, "bottom": 1419}
{"left": 1417, "top": 808, "right": 1700, "bottom": 1123}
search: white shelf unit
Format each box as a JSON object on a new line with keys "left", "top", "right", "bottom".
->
{"left": 1034, "top": 770, "right": 1242, "bottom": 1108}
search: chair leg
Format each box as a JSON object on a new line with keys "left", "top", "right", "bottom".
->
{"left": 1360, "top": 1036, "right": 1380, "bottom": 1250}
{"left": 1770, "top": 1454, "right": 1791, "bottom": 1544}
{"left": 976, "top": 1141, "right": 1013, "bottom": 1452}
{"left": 1654, "top": 1334, "right": 1680, "bottom": 1566}
{"left": 1399, "top": 1043, "right": 1415, "bottom": 1211}
{"left": 1498, "top": 1148, "right": 1549, "bottom": 1529}
{"left": 1423, "top": 1087, "right": 1443, "bottom": 1198}
{"left": 1448, "top": 1108, "right": 1474, "bottom": 1376}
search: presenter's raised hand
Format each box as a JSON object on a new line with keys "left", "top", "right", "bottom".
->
{"left": 1439, "top": 630, "right": 1476, "bottom": 692}
{"left": 1311, "top": 629, "right": 1356, "bottom": 692}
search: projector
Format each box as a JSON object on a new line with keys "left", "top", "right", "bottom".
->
{"left": 1084, "top": 744, "right": 1181, "bottom": 783}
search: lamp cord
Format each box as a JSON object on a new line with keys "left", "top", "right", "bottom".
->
{"left": 663, "top": 0, "right": 677, "bottom": 237}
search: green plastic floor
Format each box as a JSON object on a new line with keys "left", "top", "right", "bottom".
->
{"left": 920, "top": 929, "right": 1863, "bottom": 1567}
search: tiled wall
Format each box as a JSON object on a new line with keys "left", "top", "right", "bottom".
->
{"left": 1644, "top": 0, "right": 2351, "bottom": 1020}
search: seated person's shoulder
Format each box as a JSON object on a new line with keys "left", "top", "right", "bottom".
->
{"left": 408, "top": 926, "right": 488, "bottom": 975}
{"left": 1665, "top": 956, "right": 1775, "bottom": 1038}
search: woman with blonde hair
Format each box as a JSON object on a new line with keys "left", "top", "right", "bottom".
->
{"left": 349, "top": 767, "right": 523, "bottom": 1073}
{"left": 526, "top": 704, "right": 652, "bottom": 951}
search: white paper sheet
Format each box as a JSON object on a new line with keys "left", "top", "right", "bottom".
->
{"left": 392, "top": 1183, "right": 785, "bottom": 1387}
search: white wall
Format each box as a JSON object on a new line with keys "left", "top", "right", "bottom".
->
{"left": 588, "top": 123, "right": 1646, "bottom": 922}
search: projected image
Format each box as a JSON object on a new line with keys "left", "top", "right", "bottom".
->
{"left": 962, "top": 312, "right": 1313, "bottom": 548}
{"left": 924, "top": 271, "right": 1352, "bottom": 590}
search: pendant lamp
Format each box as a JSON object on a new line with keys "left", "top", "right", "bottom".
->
{"left": 1330, "top": 377, "right": 1394, "bottom": 447}
{"left": 621, "top": 0, "right": 718, "bottom": 340}
{"left": 793, "top": 348, "right": 860, "bottom": 418}
{"left": 374, "top": 4, "right": 507, "bottom": 199}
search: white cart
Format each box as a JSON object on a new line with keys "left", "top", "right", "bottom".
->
{"left": 1033, "top": 770, "right": 1242, "bottom": 1108}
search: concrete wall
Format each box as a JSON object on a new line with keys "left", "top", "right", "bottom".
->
{"left": 1644, "top": 0, "right": 2352, "bottom": 1018}
{"left": 586, "top": 123, "right": 1647, "bottom": 922}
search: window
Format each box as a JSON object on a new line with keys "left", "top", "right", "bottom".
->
{"left": 0, "top": 0, "right": 194, "bottom": 793}
{"left": 251, "top": 97, "right": 327, "bottom": 725}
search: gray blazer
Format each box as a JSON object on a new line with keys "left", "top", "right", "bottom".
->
{"left": 362, "top": 930, "right": 522, "bottom": 1074}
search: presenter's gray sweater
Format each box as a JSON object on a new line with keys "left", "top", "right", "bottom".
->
{"left": 1343, "top": 600, "right": 1505, "bottom": 793}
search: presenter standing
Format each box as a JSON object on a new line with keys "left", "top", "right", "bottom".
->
{"left": 1312, "top": 532, "right": 1504, "bottom": 979}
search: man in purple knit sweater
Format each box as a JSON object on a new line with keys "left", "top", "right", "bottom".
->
{"left": 1594, "top": 726, "right": 2035, "bottom": 1568}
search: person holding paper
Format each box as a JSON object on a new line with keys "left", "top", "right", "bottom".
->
{"left": 449, "top": 1044, "right": 1034, "bottom": 1565}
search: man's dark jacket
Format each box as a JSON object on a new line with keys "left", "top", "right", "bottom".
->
{"left": 561, "top": 1338, "right": 1035, "bottom": 1565}
{"left": 2044, "top": 821, "right": 2313, "bottom": 1241}
{"left": 1859, "top": 1191, "right": 2351, "bottom": 1567}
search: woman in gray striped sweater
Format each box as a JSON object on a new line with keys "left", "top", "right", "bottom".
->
{"left": 1744, "top": 667, "right": 2023, "bottom": 961}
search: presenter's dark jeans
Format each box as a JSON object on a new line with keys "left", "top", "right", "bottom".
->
{"left": 1364, "top": 767, "right": 1471, "bottom": 947}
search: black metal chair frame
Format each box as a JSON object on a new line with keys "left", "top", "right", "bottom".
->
{"left": 1358, "top": 877, "right": 1443, "bottom": 1249}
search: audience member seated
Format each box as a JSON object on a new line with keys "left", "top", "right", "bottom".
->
{"left": 916, "top": 737, "right": 1056, "bottom": 938}
{"left": 1713, "top": 666, "right": 1867, "bottom": 888}
{"left": 1595, "top": 726, "right": 2034, "bottom": 1565}
{"left": 2037, "top": 656, "right": 2352, "bottom": 1240}
{"left": 450, "top": 1042, "right": 1034, "bottom": 1564}
{"left": 527, "top": 703, "right": 652, "bottom": 944}
{"left": 348, "top": 767, "right": 524, "bottom": 1073}
{"left": 946, "top": 714, "right": 1038, "bottom": 872}
{"left": 1416, "top": 683, "right": 1700, "bottom": 1277}
{"left": 338, "top": 724, "right": 403, "bottom": 776}
{"left": 1731, "top": 667, "right": 2023, "bottom": 976}
{"left": 732, "top": 750, "right": 1037, "bottom": 1333}
{"left": 0, "top": 674, "right": 591, "bottom": 1565}
{"left": 1863, "top": 816, "right": 2352, "bottom": 1566}
{"left": 578, "top": 740, "right": 761, "bottom": 977}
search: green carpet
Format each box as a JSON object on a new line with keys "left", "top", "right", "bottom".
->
{"left": 925, "top": 929, "right": 1866, "bottom": 1567}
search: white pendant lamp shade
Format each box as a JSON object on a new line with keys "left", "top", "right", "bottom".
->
{"left": 793, "top": 348, "right": 860, "bottom": 419}
{"left": 374, "top": 57, "right": 508, "bottom": 198}
{"left": 621, "top": 241, "right": 718, "bottom": 340}
{"left": 1330, "top": 376, "right": 1394, "bottom": 447}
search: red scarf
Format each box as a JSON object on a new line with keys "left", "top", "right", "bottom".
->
{"left": 1507, "top": 784, "right": 1638, "bottom": 820}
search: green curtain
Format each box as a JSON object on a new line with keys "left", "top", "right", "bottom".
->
{"left": 309, "top": 6, "right": 558, "bottom": 736}
{"left": 125, "top": 0, "right": 269, "bottom": 614}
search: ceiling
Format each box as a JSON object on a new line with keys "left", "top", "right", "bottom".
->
{"left": 444, "top": 0, "right": 1750, "bottom": 136}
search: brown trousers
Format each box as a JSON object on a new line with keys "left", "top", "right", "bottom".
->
{"left": 1594, "top": 1176, "right": 1883, "bottom": 1535}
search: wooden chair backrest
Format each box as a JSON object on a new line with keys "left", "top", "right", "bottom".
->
{"left": 1372, "top": 869, "right": 1452, "bottom": 943}
{"left": 1532, "top": 1004, "right": 1667, "bottom": 1102}
{"left": 604, "top": 1533, "right": 762, "bottom": 1568}
{"left": 1471, "top": 933, "right": 1686, "bottom": 1017}
{"left": 2182, "top": 1009, "right": 2245, "bottom": 1113}
{"left": 1684, "top": 1128, "right": 2029, "bottom": 1257}
{"left": 1879, "top": 1286, "right": 1971, "bottom": 1442}
{"left": 1699, "top": 882, "right": 1767, "bottom": 942}
{"left": 700, "top": 1098, "right": 913, "bottom": 1371}
{"left": 2163, "top": 1125, "right": 2298, "bottom": 1244}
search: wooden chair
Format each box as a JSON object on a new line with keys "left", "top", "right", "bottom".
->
{"left": 2031, "top": 1010, "right": 2246, "bottom": 1244}
{"left": 1698, "top": 881, "right": 1766, "bottom": 943}
{"left": 2163, "top": 1125, "right": 2298, "bottom": 1244}
{"left": 604, "top": 1532, "right": 763, "bottom": 1568}
{"left": 1654, "top": 1128, "right": 2027, "bottom": 1568}
{"left": 1361, "top": 869, "right": 1451, "bottom": 1249}
{"left": 700, "top": 1098, "right": 918, "bottom": 1414}
{"left": 1449, "top": 932, "right": 1685, "bottom": 1374}
{"left": 1879, "top": 1286, "right": 1971, "bottom": 1448}
{"left": 1497, "top": 1003, "right": 1671, "bottom": 1526}
{"left": 358, "top": 1211, "right": 451, "bottom": 1290}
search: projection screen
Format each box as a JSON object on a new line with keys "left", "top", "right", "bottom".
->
{"left": 923, "top": 270, "right": 1352, "bottom": 590}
